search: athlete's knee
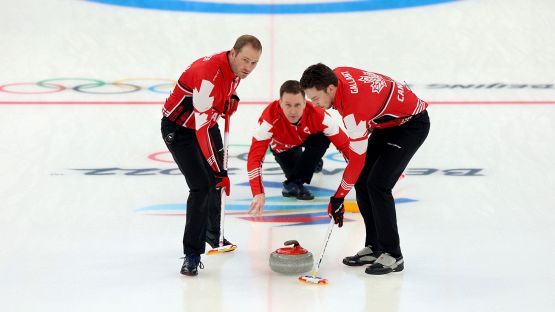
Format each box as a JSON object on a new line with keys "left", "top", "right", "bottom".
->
{"left": 367, "top": 175, "right": 393, "bottom": 194}
{"left": 188, "top": 183, "right": 213, "bottom": 194}
{"left": 355, "top": 180, "right": 368, "bottom": 194}
{"left": 305, "top": 133, "right": 330, "bottom": 149}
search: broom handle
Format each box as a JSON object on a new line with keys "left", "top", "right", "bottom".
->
{"left": 218, "top": 113, "right": 230, "bottom": 246}
{"left": 311, "top": 218, "right": 335, "bottom": 276}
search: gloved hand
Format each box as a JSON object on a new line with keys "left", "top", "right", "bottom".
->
{"left": 328, "top": 196, "right": 345, "bottom": 227}
{"left": 215, "top": 170, "right": 231, "bottom": 196}
{"left": 223, "top": 94, "right": 240, "bottom": 117}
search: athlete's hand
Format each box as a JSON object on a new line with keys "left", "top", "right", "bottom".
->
{"left": 328, "top": 196, "right": 345, "bottom": 227}
{"left": 248, "top": 193, "right": 265, "bottom": 215}
{"left": 223, "top": 94, "right": 240, "bottom": 117}
{"left": 215, "top": 170, "right": 230, "bottom": 196}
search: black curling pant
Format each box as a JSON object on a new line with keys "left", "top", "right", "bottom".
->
{"left": 272, "top": 132, "right": 330, "bottom": 184}
{"left": 354, "top": 111, "right": 430, "bottom": 258}
{"left": 161, "top": 117, "right": 223, "bottom": 255}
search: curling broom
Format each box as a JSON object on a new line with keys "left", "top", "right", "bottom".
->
{"left": 207, "top": 113, "right": 237, "bottom": 255}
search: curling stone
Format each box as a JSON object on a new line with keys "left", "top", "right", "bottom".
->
{"left": 269, "top": 240, "right": 314, "bottom": 274}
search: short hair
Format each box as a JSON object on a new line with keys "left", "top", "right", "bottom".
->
{"left": 233, "top": 35, "right": 262, "bottom": 53}
{"left": 279, "top": 80, "right": 305, "bottom": 98}
{"left": 299, "top": 63, "right": 338, "bottom": 91}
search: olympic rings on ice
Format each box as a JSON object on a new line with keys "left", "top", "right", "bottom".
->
{"left": 0, "top": 77, "right": 176, "bottom": 94}
{"left": 0, "top": 82, "right": 66, "bottom": 94}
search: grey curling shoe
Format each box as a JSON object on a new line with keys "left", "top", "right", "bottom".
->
{"left": 342, "top": 246, "right": 379, "bottom": 266}
{"left": 365, "top": 253, "right": 404, "bottom": 275}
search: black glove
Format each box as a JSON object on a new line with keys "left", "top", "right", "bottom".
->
{"left": 223, "top": 94, "right": 240, "bottom": 117}
{"left": 214, "top": 170, "right": 230, "bottom": 196}
{"left": 328, "top": 196, "right": 345, "bottom": 227}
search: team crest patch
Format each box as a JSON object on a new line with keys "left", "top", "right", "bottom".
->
{"left": 359, "top": 71, "right": 387, "bottom": 94}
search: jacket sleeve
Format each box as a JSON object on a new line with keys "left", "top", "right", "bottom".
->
{"left": 321, "top": 111, "right": 350, "bottom": 161}
{"left": 247, "top": 119, "right": 273, "bottom": 196}
{"left": 192, "top": 78, "right": 223, "bottom": 173}
{"left": 334, "top": 113, "right": 370, "bottom": 198}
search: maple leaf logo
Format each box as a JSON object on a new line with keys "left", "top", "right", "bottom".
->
{"left": 322, "top": 113, "right": 339, "bottom": 136}
{"left": 254, "top": 120, "right": 273, "bottom": 141}
{"left": 343, "top": 114, "right": 367, "bottom": 139}
{"left": 192, "top": 80, "right": 215, "bottom": 113}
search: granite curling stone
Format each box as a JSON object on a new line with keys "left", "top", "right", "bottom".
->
{"left": 269, "top": 240, "right": 314, "bottom": 274}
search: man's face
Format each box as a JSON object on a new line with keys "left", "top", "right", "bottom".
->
{"left": 229, "top": 45, "right": 261, "bottom": 79}
{"left": 279, "top": 92, "right": 306, "bottom": 124}
{"left": 304, "top": 86, "right": 334, "bottom": 109}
